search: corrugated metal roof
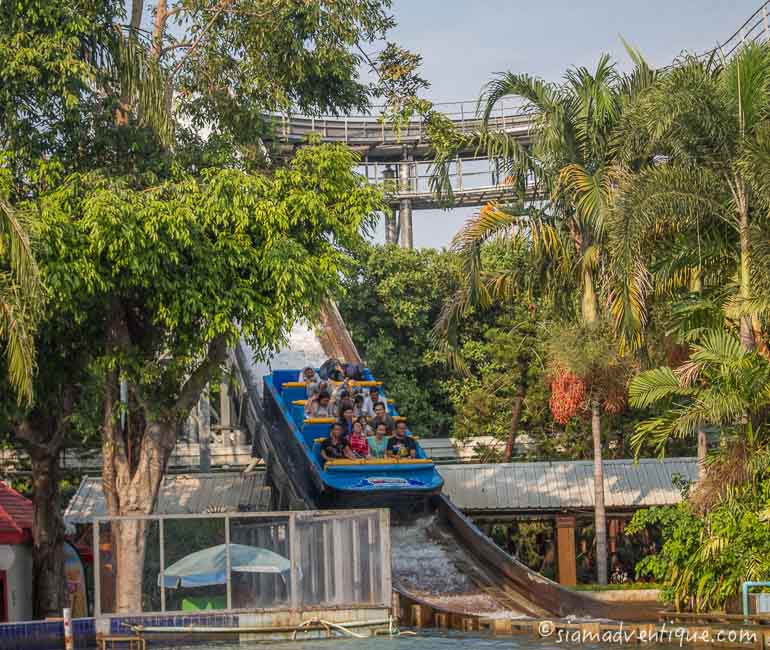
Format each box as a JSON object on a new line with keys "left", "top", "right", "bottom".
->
{"left": 438, "top": 458, "right": 697, "bottom": 512}
{"left": 64, "top": 472, "right": 272, "bottom": 525}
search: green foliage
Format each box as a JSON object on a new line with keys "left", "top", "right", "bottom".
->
{"left": 611, "top": 44, "right": 770, "bottom": 347}
{"left": 373, "top": 42, "right": 431, "bottom": 137}
{"left": 629, "top": 330, "right": 770, "bottom": 454}
{"left": 34, "top": 144, "right": 382, "bottom": 414}
{"left": 445, "top": 324, "right": 542, "bottom": 444}
{"left": 338, "top": 244, "right": 460, "bottom": 436}
{"left": 628, "top": 479, "right": 770, "bottom": 612}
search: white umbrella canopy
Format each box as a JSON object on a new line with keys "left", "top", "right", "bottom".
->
{"left": 158, "top": 543, "right": 290, "bottom": 589}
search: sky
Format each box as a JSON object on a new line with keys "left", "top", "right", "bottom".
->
{"left": 368, "top": 0, "right": 762, "bottom": 249}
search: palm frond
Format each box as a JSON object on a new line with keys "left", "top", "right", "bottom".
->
{"left": 0, "top": 272, "right": 36, "bottom": 404}
{"left": 107, "top": 27, "right": 173, "bottom": 145}
{"left": 629, "top": 366, "right": 696, "bottom": 408}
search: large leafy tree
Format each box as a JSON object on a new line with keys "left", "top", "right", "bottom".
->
{"left": 33, "top": 145, "right": 382, "bottom": 612}
{"left": 1, "top": 0, "right": 397, "bottom": 615}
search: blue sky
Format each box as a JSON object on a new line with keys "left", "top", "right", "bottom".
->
{"left": 369, "top": 0, "right": 762, "bottom": 248}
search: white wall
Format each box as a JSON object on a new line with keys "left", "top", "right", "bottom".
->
{"left": 6, "top": 544, "right": 33, "bottom": 622}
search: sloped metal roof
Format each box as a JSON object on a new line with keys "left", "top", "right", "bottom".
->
{"left": 64, "top": 472, "right": 272, "bottom": 525}
{"left": 0, "top": 481, "right": 33, "bottom": 543}
{"left": 438, "top": 458, "right": 697, "bottom": 512}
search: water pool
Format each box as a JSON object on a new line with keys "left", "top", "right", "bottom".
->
{"left": 159, "top": 630, "right": 655, "bottom": 650}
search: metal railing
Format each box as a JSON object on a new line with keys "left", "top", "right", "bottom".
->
{"left": 359, "top": 156, "right": 510, "bottom": 196}
{"left": 271, "top": 98, "right": 532, "bottom": 146}
{"left": 714, "top": 0, "right": 770, "bottom": 60}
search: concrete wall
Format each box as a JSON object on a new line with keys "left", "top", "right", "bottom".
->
{"left": 580, "top": 589, "right": 661, "bottom": 603}
{"left": 6, "top": 544, "right": 33, "bottom": 622}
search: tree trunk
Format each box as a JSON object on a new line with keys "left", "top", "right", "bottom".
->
{"left": 113, "top": 518, "right": 149, "bottom": 613}
{"left": 152, "top": 0, "right": 168, "bottom": 59}
{"left": 504, "top": 354, "right": 529, "bottom": 462}
{"left": 591, "top": 399, "right": 608, "bottom": 585}
{"left": 101, "top": 302, "right": 228, "bottom": 612}
{"left": 15, "top": 408, "right": 72, "bottom": 620}
{"left": 697, "top": 428, "right": 707, "bottom": 478}
{"left": 103, "top": 416, "right": 176, "bottom": 613}
{"left": 29, "top": 451, "right": 65, "bottom": 618}
{"left": 738, "top": 198, "right": 755, "bottom": 352}
{"left": 581, "top": 268, "right": 599, "bottom": 325}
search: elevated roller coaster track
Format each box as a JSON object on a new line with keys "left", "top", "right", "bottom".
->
{"left": 261, "top": 1, "right": 770, "bottom": 246}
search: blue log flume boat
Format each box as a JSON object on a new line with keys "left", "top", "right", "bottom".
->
{"left": 263, "top": 368, "right": 444, "bottom": 508}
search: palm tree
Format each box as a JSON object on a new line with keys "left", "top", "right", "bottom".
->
{"left": 0, "top": 195, "right": 39, "bottom": 403}
{"left": 610, "top": 43, "right": 770, "bottom": 354}
{"left": 629, "top": 329, "right": 770, "bottom": 505}
{"left": 434, "top": 52, "right": 655, "bottom": 584}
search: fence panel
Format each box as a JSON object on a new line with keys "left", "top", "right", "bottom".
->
{"left": 227, "top": 515, "right": 291, "bottom": 609}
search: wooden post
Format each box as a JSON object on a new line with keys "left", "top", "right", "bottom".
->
{"left": 199, "top": 385, "right": 211, "bottom": 471}
{"left": 555, "top": 515, "right": 577, "bottom": 586}
{"left": 289, "top": 513, "right": 301, "bottom": 610}
{"left": 219, "top": 379, "right": 232, "bottom": 430}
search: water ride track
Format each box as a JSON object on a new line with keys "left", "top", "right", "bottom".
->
{"left": 233, "top": 338, "right": 659, "bottom": 622}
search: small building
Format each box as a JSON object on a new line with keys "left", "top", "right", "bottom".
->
{"left": 0, "top": 482, "right": 33, "bottom": 623}
{"left": 438, "top": 457, "right": 698, "bottom": 586}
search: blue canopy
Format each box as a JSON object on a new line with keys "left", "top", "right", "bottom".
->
{"left": 158, "top": 543, "right": 290, "bottom": 589}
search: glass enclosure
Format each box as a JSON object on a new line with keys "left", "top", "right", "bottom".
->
{"left": 93, "top": 509, "right": 390, "bottom": 616}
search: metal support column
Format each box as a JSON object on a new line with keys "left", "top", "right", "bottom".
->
{"left": 398, "top": 198, "right": 413, "bottom": 249}
{"left": 385, "top": 212, "right": 397, "bottom": 244}
{"left": 382, "top": 164, "right": 398, "bottom": 245}
{"left": 398, "top": 146, "right": 414, "bottom": 249}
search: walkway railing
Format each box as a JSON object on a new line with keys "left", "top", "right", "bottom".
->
{"left": 360, "top": 156, "right": 505, "bottom": 195}
{"left": 271, "top": 98, "right": 531, "bottom": 146}
{"left": 357, "top": 157, "right": 540, "bottom": 207}
{"left": 715, "top": 0, "right": 770, "bottom": 60}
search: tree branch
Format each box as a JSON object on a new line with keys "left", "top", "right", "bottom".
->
{"left": 161, "top": 42, "right": 192, "bottom": 56}
{"left": 173, "top": 334, "right": 229, "bottom": 418}
{"left": 129, "top": 0, "right": 144, "bottom": 39}
{"left": 169, "top": 0, "right": 234, "bottom": 80}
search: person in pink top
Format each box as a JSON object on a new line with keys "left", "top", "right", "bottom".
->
{"left": 348, "top": 420, "right": 370, "bottom": 458}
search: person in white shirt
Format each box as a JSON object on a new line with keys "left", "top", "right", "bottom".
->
{"left": 298, "top": 366, "right": 320, "bottom": 385}
{"left": 362, "top": 387, "right": 387, "bottom": 417}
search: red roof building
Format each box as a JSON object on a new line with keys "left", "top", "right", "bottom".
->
{"left": 0, "top": 482, "right": 33, "bottom": 545}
